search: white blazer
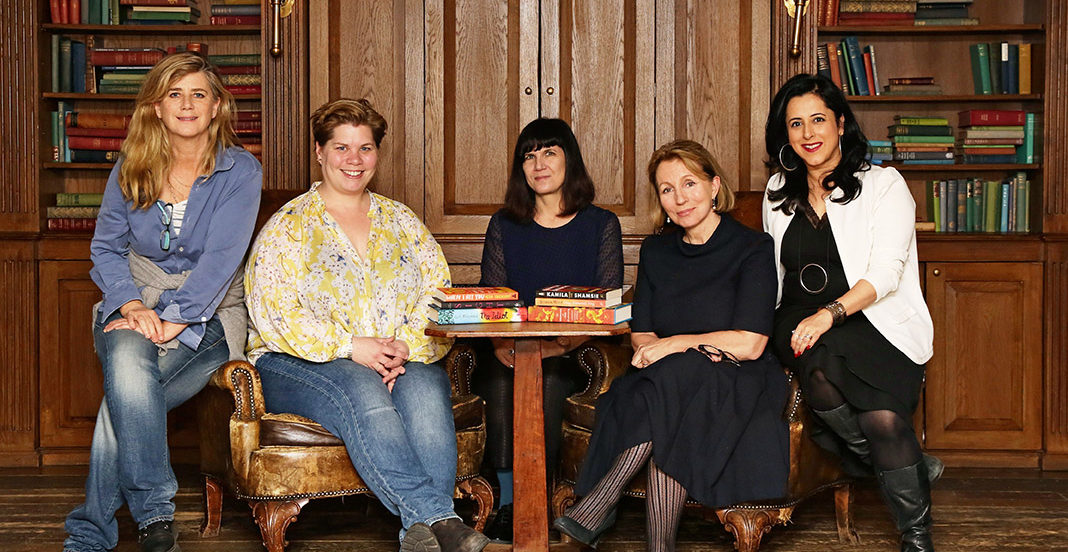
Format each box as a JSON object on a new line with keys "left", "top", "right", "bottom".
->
{"left": 762, "top": 165, "right": 934, "bottom": 365}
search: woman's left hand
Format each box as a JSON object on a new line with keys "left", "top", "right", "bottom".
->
{"left": 631, "top": 336, "right": 686, "bottom": 368}
{"left": 790, "top": 309, "right": 834, "bottom": 357}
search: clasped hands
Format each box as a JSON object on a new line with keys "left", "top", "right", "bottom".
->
{"left": 352, "top": 336, "right": 410, "bottom": 392}
{"left": 105, "top": 300, "right": 187, "bottom": 344}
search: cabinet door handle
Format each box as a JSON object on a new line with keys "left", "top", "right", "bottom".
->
{"left": 784, "top": 0, "right": 810, "bottom": 58}
{"left": 932, "top": 268, "right": 941, "bottom": 276}
{"left": 270, "top": 0, "right": 296, "bottom": 57}
{"left": 546, "top": 87, "right": 555, "bottom": 95}
{"left": 524, "top": 87, "right": 533, "bottom": 95}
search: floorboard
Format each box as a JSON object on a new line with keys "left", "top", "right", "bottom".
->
{"left": 4, "top": 466, "right": 1068, "bottom": 551}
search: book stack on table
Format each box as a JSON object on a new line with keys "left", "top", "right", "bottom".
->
{"left": 527, "top": 286, "right": 631, "bottom": 325}
{"left": 889, "top": 115, "right": 954, "bottom": 164}
{"left": 429, "top": 287, "right": 525, "bottom": 324}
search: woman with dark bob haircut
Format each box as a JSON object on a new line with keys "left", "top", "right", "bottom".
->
{"left": 475, "top": 118, "right": 622, "bottom": 542}
{"left": 763, "top": 73, "right": 939, "bottom": 552}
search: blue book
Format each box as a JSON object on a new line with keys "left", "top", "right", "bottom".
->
{"left": 70, "top": 40, "right": 87, "bottom": 94}
{"left": 999, "top": 182, "right": 1011, "bottom": 232}
{"left": 999, "top": 41, "right": 1010, "bottom": 94}
{"left": 842, "top": 36, "right": 870, "bottom": 96}
{"left": 1008, "top": 43, "right": 1019, "bottom": 94}
{"left": 901, "top": 159, "right": 954, "bottom": 165}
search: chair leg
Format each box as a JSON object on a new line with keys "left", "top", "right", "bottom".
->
{"left": 200, "top": 476, "right": 223, "bottom": 538}
{"left": 249, "top": 498, "right": 309, "bottom": 552}
{"left": 551, "top": 481, "right": 577, "bottom": 519}
{"left": 834, "top": 482, "right": 861, "bottom": 544}
{"left": 715, "top": 507, "right": 790, "bottom": 552}
{"left": 457, "top": 477, "right": 495, "bottom": 533}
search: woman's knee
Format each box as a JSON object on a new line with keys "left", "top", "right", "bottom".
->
{"left": 857, "top": 409, "right": 912, "bottom": 443}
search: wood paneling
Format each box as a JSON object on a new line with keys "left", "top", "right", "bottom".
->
{"left": 770, "top": 0, "right": 817, "bottom": 95}
{"left": 263, "top": 0, "right": 309, "bottom": 191}
{"left": 1044, "top": 238, "right": 1068, "bottom": 464}
{"left": 1043, "top": 1, "right": 1068, "bottom": 232}
{"left": 924, "top": 262, "right": 1043, "bottom": 451}
{"left": 0, "top": 241, "right": 37, "bottom": 466}
{"left": 0, "top": 1, "right": 39, "bottom": 231}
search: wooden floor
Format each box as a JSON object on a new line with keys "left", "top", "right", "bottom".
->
{"left": 4, "top": 465, "right": 1068, "bottom": 551}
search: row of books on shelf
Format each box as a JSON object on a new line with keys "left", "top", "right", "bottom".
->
{"left": 52, "top": 38, "right": 261, "bottom": 95}
{"left": 46, "top": 192, "right": 102, "bottom": 232}
{"left": 49, "top": 0, "right": 261, "bottom": 26}
{"left": 429, "top": 286, "right": 631, "bottom": 325}
{"left": 873, "top": 111, "right": 1039, "bottom": 165}
{"left": 969, "top": 42, "right": 1039, "bottom": 96}
{"left": 818, "top": 36, "right": 1036, "bottom": 97}
{"left": 818, "top": 0, "right": 979, "bottom": 27}
{"left": 922, "top": 173, "right": 1030, "bottom": 233}
{"left": 49, "top": 106, "right": 262, "bottom": 164}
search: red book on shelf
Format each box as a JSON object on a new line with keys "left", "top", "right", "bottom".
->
{"left": 235, "top": 110, "right": 262, "bottom": 121}
{"left": 888, "top": 77, "right": 935, "bottom": 85}
{"left": 225, "top": 84, "right": 261, "bottom": 95}
{"left": 66, "top": 112, "right": 133, "bottom": 129}
{"left": 50, "top": 0, "right": 64, "bottom": 23}
{"left": 958, "top": 110, "right": 1027, "bottom": 127}
{"left": 862, "top": 52, "right": 876, "bottom": 96}
{"left": 216, "top": 65, "right": 260, "bottom": 75}
{"left": 48, "top": 218, "right": 97, "bottom": 232}
{"left": 119, "top": 0, "right": 196, "bottom": 5}
{"left": 242, "top": 143, "right": 262, "bottom": 155}
{"left": 826, "top": 44, "right": 843, "bottom": 89}
{"left": 58, "top": 0, "right": 70, "bottom": 23}
{"left": 68, "top": 136, "right": 125, "bottom": 151}
{"left": 210, "top": 15, "right": 261, "bottom": 25}
{"left": 233, "top": 120, "right": 261, "bottom": 130}
{"left": 69, "top": 0, "right": 80, "bottom": 24}
{"left": 90, "top": 49, "right": 166, "bottom": 66}
{"left": 65, "top": 127, "right": 128, "bottom": 138}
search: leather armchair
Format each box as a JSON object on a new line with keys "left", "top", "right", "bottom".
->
{"left": 551, "top": 340, "right": 860, "bottom": 552}
{"left": 196, "top": 344, "right": 493, "bottom": 552}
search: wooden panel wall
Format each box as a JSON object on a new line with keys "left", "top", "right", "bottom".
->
{"left": 0, "top": 1, "right": 40, "bottom": 231}
{"left": 1043, "top": 1, "right": 1068, "bottom": 233}
{"left": 0, "top": 241, "right": 37, "bottom": 466}
{"left": 262, "top": 0, "right": 310, "bottom": 191}
{"left": 1044, "top": 238, "right": 1068, "bottom": 468}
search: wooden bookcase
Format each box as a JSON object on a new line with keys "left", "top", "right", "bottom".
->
{"left": 773, "top": 0, "right": 1068, "bottom": 469}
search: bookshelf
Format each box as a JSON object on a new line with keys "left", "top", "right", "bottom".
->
{"left": 38, "top": 3, "right": 263, "bottom": 234}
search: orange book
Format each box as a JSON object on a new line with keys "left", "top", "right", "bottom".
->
{"left": 433, "top": 287, "right": 519, "bottom": 302}
{"left": 527, "top": 304, "right": 632, "bottom": 325}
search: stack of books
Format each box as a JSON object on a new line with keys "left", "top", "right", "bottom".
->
{"left": 817, "top": 36, "right": 881, "bottom": 96}
{"left": 956, "top": 110, "right": 1034, "bottom": 164}
{"left": 89, "top": 44, "right": 166, "bottom": 94}
{"left": 235, "top": 110, "right": 262, "bottom": 159}
{"left": 210, "top": 1, "right": 260, "bottom": 25}
{"left": 881, "top": 76, "right": 943, "bottom": 96}
{"left": 969, "top": 42, "right": 1035, "bottom": 95}
{"left": 207, "top": 53, "right": 262, "bottom": 96}
{"left": 52, "top": 109, "right": 130, "bottom": 163}
{"left": 868, "top": 140, "right": 892, "bottom": 164}
{"left": 527, "top": 286, "right": 631, "bottom": 325}
{"left": 428, "top": 287, "right": 525, "bottom": 324}
{"left": 836, "top": 0, "right": 917, "bottom": 27}
{"left": 47, "top": 192, "right": 102, "bottom": 232}
{"left": 914, "top": 1, "right": 976, "bottom": 26}
{"left": 123, "top": 1, "right": 200, "bottom": 25}
{"left": 925, "top": 172, "right": 1030, "bottom": 233}
{"left": 889, "top": 116, "right": 954, "bottom": 164}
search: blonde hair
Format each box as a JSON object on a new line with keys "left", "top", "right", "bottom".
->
{"left": 646, "top": 139, "right": 735, "bottom": 228}
{"left": 119, "top": 52, "right": 238, "bottom": 209}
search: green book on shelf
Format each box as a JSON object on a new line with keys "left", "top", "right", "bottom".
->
{"left": 1016, "top": 178, "right": 1029, "bottom": 232}
{"left": 984, "top": 180, "right": 998, "bottom": 232}
{"left": 126, "top": 9, "right": 193, "bottom": 21}
{"left": 1017, "top": 112, "right": 1036, "bottom": 163}
{"left": 56, "top": 192, "right": 104, "bottom": 206}
{"left": 840, "top": 39, "right": 857, "bottom": 95}
{"left": 887, "top": 124, "right": 952, "bottom": 136}
{"left": 59, "top": 37, "right": 72, "bottom": 93}
{"left": 893, "top": 135, "right": 955, "bottom": 144}
{"left": 110, "top": 0, "right": 120, "bottom": 24}
{"left": 894, "top": 116, "right": 949, "bottom": 126}
{"left": 926, "top": 180, "right": 940, "bottom": 232}
{"left": 969, "top": 43, "right": 993, "bottom": 95}
{"left": 987, "top": 42, "right": 1002, "bottom": 95}
{"left": 207, "top": 54, "right": 261, "bottom": 66}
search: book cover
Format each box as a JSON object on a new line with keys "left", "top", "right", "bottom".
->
{"left": 56, "top": 192, "right": 104, "bottom": 206}
{"left": 535, "top": 285, "right": 624, "bottom": 302}
{"left": 433, "top": 287, "right": 519, "bottom": 302}
{"left": 429, "top": 307, "right": 526, "bottom": 325}
{"left": 1019, "top": 43, "right": 1031, "bottom": 94}
{"left": 969, "top": 43, "right": 992, "bottom": 95}
{"left": 527, "top": 304, "right": 632, "bottom": 325}
{"left": 430, "top": 299, "right": 523, "bottom": 310}
{"left": 986, "top": 42, "right": 1002, "bottom": 95}
{"left": 958, "top": 110, "right": 1026, "bottom": 126}
{"left": 534, "top": 296, "right": 622, "bottom": 308}
{"left": 1008, "top": 43, "right": 1019, "bottom": 94}
{"left": 842, "top": 36, "right": 869, "bottom": 96}
{"left": 999, "top": 41, "right": 1010, "bottom": 94}
{"left": 46, "top": 206, "right": 100, "bottom": 218}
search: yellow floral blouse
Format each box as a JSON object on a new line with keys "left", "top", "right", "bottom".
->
{"left": 245, "top": 183, "right": 453, "bottom": 365}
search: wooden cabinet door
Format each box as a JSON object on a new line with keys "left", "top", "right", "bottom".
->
{"left": 38, "top": 261, "right": 103, "bottom": 456}
{"left": 924, "top": 262, "right": 1043, "bottom": 451}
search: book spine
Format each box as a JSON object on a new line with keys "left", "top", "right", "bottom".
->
{"left": 999, "top": 41, "right": 1010, "bottom": 94}
{"left": 867, "top": 44, "right": 880, "bottom": 96}
{"left": 47, "top": 218, "right": 97, "bottom": 231}
{"left": 959, "top": 110, "right": 1028, "bottom": 126}
{"left": 937, "top": 180, "right": 947, "bottom": 232}
{"left": 975, "top": 43, "right": 993, "bottom": 95}
{"left": 999, "top": 183, "right": 1010, "bottom": 232}
{"left": 895, "top": 117, "right": 948, "bottom": 126}
{"left": 67, "top": 136, "right": 124, "bottom": 150}
{"left": 955, "top": 180, "right": 966, "bottom": 232}
{"left": 862, "top": 51, "right": 876, "bottom": 97}
{"left": 893, "top": 151, "right": 954, "bottom": 161}
{"left": 946, "top": 180, "right": 957, "bottom": 232}
{"left": 67, "top": 112, "right": 133, "bottom": 129}
{"left": 50, "top": 111, "right": 61, "bottom": 161}
{"left": 119, "top": 0, "right": 196, "bottom": 5}
{"left": 888, "top": 125, "right": 952, "bottom": 136}
{"left": 56, "top": 192, "right": 105, "bottom": 206}
{"left": 59, "top": 37, "right": 72, "bottom": 93}
{"left": 816, "top": 44, "right": 831, "bottom": 81}
{"left": 843, "top": 36, "right": 869, "bottom": 96}
{"left": 208, "top": 54, "right": 262, "bottom": 66}
{"left": 90, "top": 51, "right": 166, "bottom": 66}
{"left": 210, "top": 4, "right": 259, "bottom": 15}
{"left": 50, "top": 0, "right": 63, "bottom": 23}
{"left": 209, "top": 15, "right": 261, "bottom": 25}
{"left": 1019, "top": 43, "right": 1032, "bottom": 95}
{"left": 826, "top": 43, "right": 843, "bottom": 91}
{"left": 69, "top": 0, "right": 80, "bottom": 24}
{"left": 70, "top": 40, "right": 86, "bottom": 94}
{"left": 432, "top": 307, "right": 526, "bottom": 324}
{"left": 432, "top": 299, "right": 523, "bottom": 310}
{"left": 1015, "top": 177, "right": 1027, "bottom": 232}
{"left": 986, "top": 41, "right": 1002, "bottom": 95}
{"left": 69, "top": 149, "right": 121, "bottom": 162}
{"left": 47, "top": 206, "right": 100, "bottom": 218}
{"left": 220, "top": 73, "right": 262, "bottom": 86}
{"left": 216, "top": 64, "right": 261, "bottom": 75}
{"left": 527, "top": 306, "right": 630, "bottom": 325}
{"left": 1017, "top": 112, "right": 1035, "bottom": 164}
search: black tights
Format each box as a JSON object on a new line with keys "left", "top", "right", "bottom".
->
{"left": 805, "top": 368, "right": 922, "bottom": 471}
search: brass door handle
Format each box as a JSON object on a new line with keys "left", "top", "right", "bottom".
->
{"left": 270, "top": 0, "right": 295, "bottom": 57}
{"left": 785, "top": 0, "right": 809, "bottom": 58}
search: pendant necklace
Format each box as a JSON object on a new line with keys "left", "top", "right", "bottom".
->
{"left": 798, "top": 204, "right": 832, "bottom": 295}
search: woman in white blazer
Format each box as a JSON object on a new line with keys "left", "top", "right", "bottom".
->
{"left": 762, "top": 73, "right": 938, "bottom": 552}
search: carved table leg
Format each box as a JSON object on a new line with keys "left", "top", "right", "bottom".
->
{"left": 458, "top": 477, "right": 495, "bottom": 532}
{"left": 250, "top": 498, "right": 309, "bottom": 552}
{"left": 834, "top": 483, "right": 860, "bottom": 544}
{"left": 715, "top": 507, "right": 790, "bottom": 552}
{"left": 200, "top": 476, "right": 223, "bottom": 537}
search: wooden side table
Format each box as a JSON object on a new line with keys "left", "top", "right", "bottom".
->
{"left": 426, "top": 322, "right": 630, "bottom": 552}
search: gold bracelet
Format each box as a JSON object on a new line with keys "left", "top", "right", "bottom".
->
{"left": 822, "top": 300, "right": 847, "bottom": 326}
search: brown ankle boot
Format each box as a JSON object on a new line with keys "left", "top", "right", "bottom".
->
{"left": 430, "top": 518, "right": 489, "bottom": 552}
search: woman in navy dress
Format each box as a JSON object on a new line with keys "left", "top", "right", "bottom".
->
{"left": 554, "top": 140, "right": 788, "bottom": 551}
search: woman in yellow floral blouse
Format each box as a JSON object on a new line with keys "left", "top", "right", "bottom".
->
{"left": 244, "top": 98, "right": 488, "bottom": 552}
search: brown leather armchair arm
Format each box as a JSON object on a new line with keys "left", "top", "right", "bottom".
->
{"left": 442, "top": 342, "right": 478, "bottom": 403}
{"left": 198, "top": 360, "right": 266, "bottom": 484}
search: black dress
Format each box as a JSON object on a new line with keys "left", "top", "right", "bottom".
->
{"left": 575, "top": 214, "right": 789, "bottom": 507}
{"left": 771, "top": 208, "right": 925, "bottom": 473}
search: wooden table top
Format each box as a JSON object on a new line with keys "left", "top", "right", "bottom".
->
{"left": 425, "top": 321, "right": 630, "bottom": 338}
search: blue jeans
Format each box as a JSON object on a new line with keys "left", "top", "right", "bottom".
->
{"left": 63, "top": 313, "right": 228, "bottom": 552}
{"left": 255, "top": 353, "right": 459, "bottom": 530}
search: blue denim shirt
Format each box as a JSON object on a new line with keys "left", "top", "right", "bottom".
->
{"left": 90, "top": 146, "right": 262, "bottom": 350}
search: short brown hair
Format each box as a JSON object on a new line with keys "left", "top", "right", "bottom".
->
{"left": 310, "top": 98, "right": 387, "bottom": 147}
{"left": 646, "top": 140, "right": 734, "bottom": 228}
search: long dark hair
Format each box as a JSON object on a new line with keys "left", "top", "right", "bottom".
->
{"left": 503, "top": 118, "right": 595, "bottom": 222}
{"left": 765, "top": 73, "right": 869, "bottom": 215}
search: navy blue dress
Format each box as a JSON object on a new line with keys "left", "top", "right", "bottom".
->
{"left": 575, "top": 214, "right": 790, "bottom": 507}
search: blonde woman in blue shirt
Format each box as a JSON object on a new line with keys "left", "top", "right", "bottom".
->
{"left": 64, "top": 52, "right": 262, "bottom": 552}
{"left": 244, "top": 98, "right": 489, "bottom": 552}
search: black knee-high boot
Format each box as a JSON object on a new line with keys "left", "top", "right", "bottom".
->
{"left": 877, "top": 461, "right": 935, "bottom": 552}
{"left": 813, "top": 404, "right": 944, "bottom": 483}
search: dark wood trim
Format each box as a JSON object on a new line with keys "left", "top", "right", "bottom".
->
{"left": 1043, "top": 1, "right": 1068, "bottom": 232}
{"left": 263, "top": 0, "right": 310, "bottom": 191}
{"left": 0, "top": 1, "right": 40, "bottom": 232}
{"left": 0, "top": 241, "right": 37, "bottom": 462}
